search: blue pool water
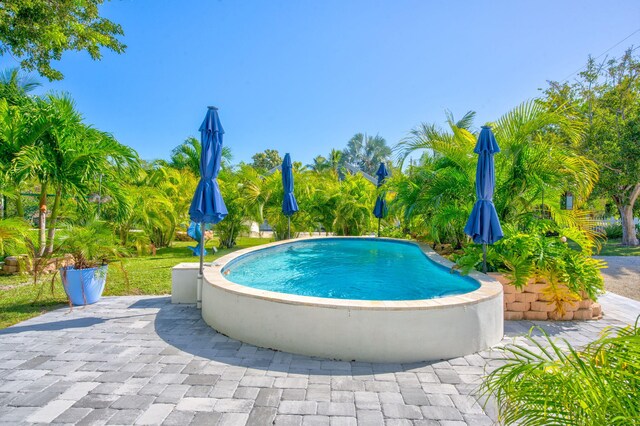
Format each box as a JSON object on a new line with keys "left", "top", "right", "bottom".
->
{"left": 222, "top": 239, "right": 480, "bottom": 300}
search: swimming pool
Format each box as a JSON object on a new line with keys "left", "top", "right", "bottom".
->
{"left": 202, "top": 237, "right": 503, "bottom": 362}
{"left": 223, "top": 238, "right": 479, "bottom": 300}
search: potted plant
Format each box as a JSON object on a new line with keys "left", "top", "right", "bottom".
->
{"left": 59, "top": 221, "right": 128, "bottom": 306}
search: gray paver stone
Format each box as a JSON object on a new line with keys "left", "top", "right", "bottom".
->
{"left": 52, "top": 407, "right": 93, "bottom": 423}
{"left": 329, "top": 416, "right": 357, "bottom": 426}
{"left": 356, "top": 409, "right": 384, "bottom": 426}
{"left": 329, "top": 391, "right": 353, "bottom": 403}
{"left": 302, "top": 415, "right": 330, "bottom": 425}
{"left": 378, "top": 392, "right": 404, "bottom": 404}
{"left": 185, "top": 385, "right": 212, "bottom": 397}
{"left": 421, "top": 405, "right": 465, "bottom": 421}
{"left": 247, "top": 406, "right": 277, "bottom": 425}
{"left": 76, "top": 408, "right": 117, "bottom": 425}
{"left": 73, "top": 393, "right": 119, "bottom": 409}
{"left": 191, "top": 411, "right": 223, "bottom": 425}
{"left": 215, "top": 398, "right": 254, "bottom": 413}
{"left": 421, "top": 383, "right": 458, "bottom": 395}
{"left": 317, "top": 402, "right": 356, "bottom": 417}
{"left": 282, "top": 388, "right": 306, "bottom": 400}
{"left": 278, "top": 400, "right": 317, "bottom": 415}
{"left": 275, "top": 414, "right": 303, "bottom": 425}
{"left": 111, "top": 394, "right": 155, "bottom": 410}
{"left": 135, "top": 403, "right": 174, "bottom": 425}
{"left": 106, "top": 408, "right": 143, "bottom": 425}
{"left": 381, "top": 403, "right": 423, "bottom": 419}
{"left": 219, "top": 412, "right": 250, "bottom": 425}
{"left": 234, "top": 386, "right": 260, "bottom": 400}
{"left": 183, "top": 374, "right": 220, "bottom": 386}
{"left": 256, "top": 388, "right": 282, "bottom": 407}
{"left": 401, "top": 388, "right": 429, "bottom": 405}
{"left": 0, "top": 406, "right": 39, "bottom": 423}
{"left": 463, "top": 413, "right": 494, "bottom": 425}
{"left": 175, "top": 397, "right": 217, "bottom": 412}
{"left": 162, "top": 409, "right": 195, "bottom": 426}
{"left": 155, "top": 384, "right": 189, "bottom": 404}
{"left": 9, "top": 391, "right": 60, "bottom": 407}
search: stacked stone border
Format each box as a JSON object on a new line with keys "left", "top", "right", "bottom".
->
{"left": 488, "top": 272, "right": 602, "bottom": 321}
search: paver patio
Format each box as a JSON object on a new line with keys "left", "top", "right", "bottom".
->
{"left": 1, "top": 292, "right": 638, "bottom": 425}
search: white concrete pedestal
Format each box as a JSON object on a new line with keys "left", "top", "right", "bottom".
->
{"left": 171, "top": 262, "right": 199, "bottom": 304}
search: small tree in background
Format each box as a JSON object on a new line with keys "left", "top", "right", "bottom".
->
{"left": 251, "top": 149, "right": 282, "bottom": 172}
{"left": 0, "top": 0, "right": 126, "bottom": 81}
{"left": 545, "top": 48, "right": 640, "bottom": 246}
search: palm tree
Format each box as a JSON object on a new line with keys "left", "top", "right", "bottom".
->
{"left": 392, "top": 101, "right": 598, "bottom": 247}
{"left": 169, "top": 136, "right": 233, "bottom": 175}
{"left": 14, "top": 94, "right": 139, "bottom": 254}
{"left": 0, "top": 98, "right": 51, "bottom": 218}
{"left": 0, "top": 68, "right": 40, "bottom": 106}
{"left": 309, "top": 155, "right": 330, "bottom": 172}
{"left": 342, "top": 133, "right": 391, "bottom": 175}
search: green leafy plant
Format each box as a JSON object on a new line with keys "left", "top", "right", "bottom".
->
{"left": 62, "top": 221, "right": 129, "bottom": 270}
{"left": 603, "top": 223, "right": 623, "bottom": 239}
{"left": 482, "top": 319, "right": 640, "bottom": 425}
{"left": 454, "top": 223, "right": 606, "bottom": 311}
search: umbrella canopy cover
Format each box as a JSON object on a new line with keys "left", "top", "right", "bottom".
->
{"left": 373, "top": 162, "right": 389, "bottom": 219}
{"left": 282, "top": 153, "right": 299, "bottom": 217}
{"left": 464, "top": 126, "right": 503, "bottom": 244}
{"left": 189, "top": 107, "right": 228, "bottom": 224}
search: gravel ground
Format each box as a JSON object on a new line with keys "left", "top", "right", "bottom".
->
{"left": 597, "top": 256, "right": 640, "bottom": 301}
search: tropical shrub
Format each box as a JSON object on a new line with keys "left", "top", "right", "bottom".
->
{"left": 391, "top": 103, "right": 599, "bottom": 246}
{"left": 603, "top": 223, "right": 623, "bottom": 239}
{"left": 482, "top": 320, "right": 640, "bottom": 425}
{"left": 0, "top": 218, "right": 29, "bottom": 258}
{"left": 454, "top": 222, "right": 605, "bottom": 310}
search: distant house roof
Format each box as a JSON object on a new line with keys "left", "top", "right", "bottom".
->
{"left": 344, "top": 163, "right": 377, "bottom": 185}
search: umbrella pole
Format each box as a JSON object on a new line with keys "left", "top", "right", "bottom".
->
{"left": 288, "top": 216, "right": 291, "bottom": 239}
{"left": 197, "top": 222, "right": 204, "bottom": 309}
{"left": 482, "top": 243, "right": 487, "bottom": 274}
{"left": 377, "top": 218, "right": 381, "bottom": 237}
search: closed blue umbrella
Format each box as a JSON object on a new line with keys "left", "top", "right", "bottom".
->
{"left": 189, "top": 106, "right": 228, "bottom": 308}
{"left": 373, "top": 162, "right": 389, "bottom": 237}
{"left": 464, "top": 126, "right": 503, "bottom": 273}
{"left": 281, "top": 153, "right": 298, "bottom": 239}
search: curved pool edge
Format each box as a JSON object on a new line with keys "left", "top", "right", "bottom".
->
{"left": 202, "top": 237, "right": 504, "bottom": 362}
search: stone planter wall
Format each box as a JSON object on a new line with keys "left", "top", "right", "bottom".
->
{"left": 1, "top": 255, "right": 74, "bottom": 275}
{"left": 488, "top": 273, "right": 602, "bottom": 321}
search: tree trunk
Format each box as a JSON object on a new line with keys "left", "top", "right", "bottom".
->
{"left": 37, "top": 182, "right": 48, "bottom": 256}
{"left": 15, "top": 194, "right": 24, "bottom": 218}
{"left": 45, "top": 185, "right": 62, "bottom": 254}
{"left": 616, "top": 184, "right": 640, "bottom": 246}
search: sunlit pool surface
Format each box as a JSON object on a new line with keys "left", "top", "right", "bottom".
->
{"left": 222, "top": 238, "right": 480, "bottom": 300}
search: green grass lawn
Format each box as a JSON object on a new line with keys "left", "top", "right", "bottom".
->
{"left": 596, "top": 239, "right": 640, "bottom": 256}
{"left": 0, "top": 237, "right": 272, "bottom": 329}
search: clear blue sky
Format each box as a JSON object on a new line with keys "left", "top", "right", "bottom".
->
{"left": 4, "top": 0, "right": 640, "bottom": 164}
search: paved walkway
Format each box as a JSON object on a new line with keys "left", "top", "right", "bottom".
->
{"left": 1, "top": 294, "right": 639, "bottom": 426}
{"left": 597, "top": 256, "right": 640, "bottom": 301}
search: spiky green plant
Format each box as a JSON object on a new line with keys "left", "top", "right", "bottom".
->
{"left": 482, "top": 320, "right": 640, "bottom": 425}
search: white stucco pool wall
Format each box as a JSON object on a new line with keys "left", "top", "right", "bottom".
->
{"left": 202, "top": 237, "right": 504, "bottom": 363}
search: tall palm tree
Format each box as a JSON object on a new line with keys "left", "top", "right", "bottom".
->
{"left": 169, "top": 136, "right": 233, "bottom": 175}
{"left": 342, "top": 133, "right": 391, "bottom": 175}
{"left": 0, "top": 98, "right": 50, "bottom": 218}
{"left": 14, "top": 94, "right": 139, "bottom": 254}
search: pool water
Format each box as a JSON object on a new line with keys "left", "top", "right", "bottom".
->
{"left": 222, "top": 239, "right": 479, "bottom": 300}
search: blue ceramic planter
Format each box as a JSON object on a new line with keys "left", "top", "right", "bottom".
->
{"left": 60, "top": 266, "right": 108, "bottom": 306}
